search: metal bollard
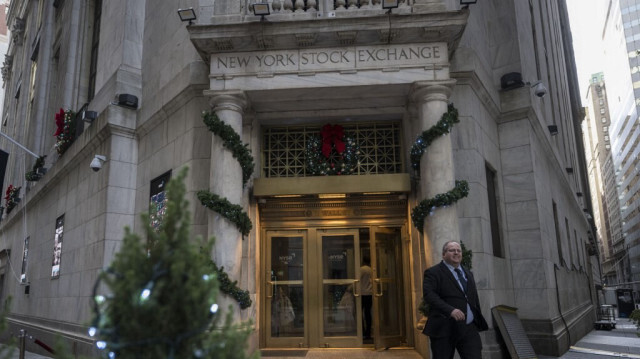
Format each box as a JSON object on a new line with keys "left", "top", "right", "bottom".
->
{"left": 18, "top": 329, "right": 26, "bottom": 359}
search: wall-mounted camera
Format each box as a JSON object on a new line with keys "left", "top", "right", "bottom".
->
{"left": 90, "top": 155, "right": 107, "bottom": 172}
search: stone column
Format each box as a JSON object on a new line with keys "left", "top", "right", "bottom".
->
{"left": 208, "top": 91, "right": 248, "bottom": 319}
{"left": 411, "top": 80, "right": 459, "bottom": 267}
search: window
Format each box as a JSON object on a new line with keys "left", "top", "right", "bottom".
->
{"left": 553, "top": 201, "right": 564, "bottom": 265}
{"left": 52, "top": 215, "right": 64, "bottom": 278}
{"left": 600, "top": 108, "right": 606, "bottom": 114}
{"left": 602, "top": 117, "right": 607, "bottom": 123}
{"left": 565, "top": 218, "right": 573, "bottom": 267}
{"left": 88, "top": 0, "right": 102, "bottom": 101}
{"left": 485, "top": 163, "right": 503, "bottom": 257}
{"left": 605, "top": 135, "right": 610, "bottom": 141}
{"left": 20, "top": 237, "right": 29, "bottom": 283}
{"left": 150, "top": 171, "right": 172, "bottom": 232}
{"left": 603, "top": 126, "right": 608, "bottom": 132}
{"left": 606, "top": 144, "right": 611, "bottom": 150}
{"left": 599, "top": 99, "right": 604, "bottom": 105}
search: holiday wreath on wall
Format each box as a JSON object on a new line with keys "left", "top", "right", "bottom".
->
{"left": 306, "top": 124, "right": 359, "bottom": 176}
{"left": 54, "top": 108, "right": 76, "bottom": 156}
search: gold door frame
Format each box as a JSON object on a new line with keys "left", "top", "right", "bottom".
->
{"left": 259, "top": 195, "right": 414, "bottom": 349}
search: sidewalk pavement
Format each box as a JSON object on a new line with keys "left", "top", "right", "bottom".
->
{"left": 539, "top": 318, "right": 640, "bottom": 359}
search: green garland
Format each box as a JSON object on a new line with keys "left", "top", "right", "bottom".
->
{"left": 197, "top": 190, "right": 252, "bottom": 237}
{"left": 208, "top": 261, "right": 252, "bottom": 310}
{"left": 25, "top": 156, "right": 46, "bottom": 181}
{"left": 412, "top": 180, "right": 469, "bottom": 233}
{"left": 410, "top": 104, "right": 469, "bottom": 233}
{"left": 199, "top": 111, "right": 255, "bottom": 310}
{"left": 410, "top": 103, "right": 459, "bottom": 172}
{"left": 202, "top": 111, "right": 254, "bottom": 187}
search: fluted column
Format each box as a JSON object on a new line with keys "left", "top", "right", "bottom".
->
{"left": 411, "top": 80, "right": 459, "bottom": 267}
{"left": 208, "top": 91, "right": 248, "bottom": 319}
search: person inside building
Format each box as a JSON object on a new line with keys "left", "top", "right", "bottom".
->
{"left": 360, "top": 255, "right": 373, "bottom": 340}
{"left": 422, "top": 241, "right": 488, "bottom": 359}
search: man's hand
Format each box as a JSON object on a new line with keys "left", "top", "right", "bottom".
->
{"left": 450, "top": 308, "right": 465, "bottom": 321}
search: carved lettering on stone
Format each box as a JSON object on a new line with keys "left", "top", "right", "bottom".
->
{"left": 210, "top": 43, "right": 447, "bottom": 76}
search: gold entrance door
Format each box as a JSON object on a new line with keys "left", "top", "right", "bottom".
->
{"left": 265, "top": 230, "right": 306, "bottom": 348}
{"left": 371, "top": 226, "right": 405, "bottom": 350}
{"left": 316, "top": 229, "right": 362, "bottom": 347}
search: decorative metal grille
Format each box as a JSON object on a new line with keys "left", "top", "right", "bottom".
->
{"left": 262, "top": 122, "right": 404, "bottom": 177}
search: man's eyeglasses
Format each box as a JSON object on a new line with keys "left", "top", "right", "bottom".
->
{"left": 446, "top": 249, "right": 462, "bottom": 253}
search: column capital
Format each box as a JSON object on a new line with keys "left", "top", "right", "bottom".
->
{"left": 410, "top": 80, "right": 456, "bottom": 103}
{"left": 204, "top": 90, "right": 248, "bottom": 113}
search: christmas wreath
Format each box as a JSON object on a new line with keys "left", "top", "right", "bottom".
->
{"left": 54, "top": 108, "right": 76, "bottom": 156}
{"left": 306, "top": 124, "right": 359, "bottom": 176}
{"left": 4, "top": 184, "right": 21, "bottom": 214}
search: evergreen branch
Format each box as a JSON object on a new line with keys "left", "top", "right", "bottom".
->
{"left": 209, "top": 261, "right": 252, "bottom": 310}
{"left": 202, "top": 111, "right": 254, "bottom": 187}
{"left": 411, "top": 180, "right": 469, "bottom": 233}
{"left": 197, "top": 190, "right": 253, "bottom": 237}
{"left": 410, "top": 103, "right": 459, "bottom": 172}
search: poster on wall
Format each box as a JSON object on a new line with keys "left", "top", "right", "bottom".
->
{"left": 20, "top": 237, "right": 29, "bottom": 283}
{"left": 51, "top": 215, "right": 64, "bottom": 278}
{"left": 149, "top": 171, "right": 171, "bottom": 232}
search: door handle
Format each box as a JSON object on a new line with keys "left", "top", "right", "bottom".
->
{"left": 267, "top": 281, "right": 275, "bottom": 298}
{"left": 374, "top": 278, "right": 383, "bottom": 297}
{"left": 353, "top": 279, "right": 360, "bottom": 297}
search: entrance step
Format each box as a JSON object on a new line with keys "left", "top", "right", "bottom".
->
{"left": 260, "top": 348, "right": 423, "bottom": 358}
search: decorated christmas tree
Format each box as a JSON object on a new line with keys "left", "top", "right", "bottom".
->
{"left": 87, "top": 168, "right": 255, "bottom": 359}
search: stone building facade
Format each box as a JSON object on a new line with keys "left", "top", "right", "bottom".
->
{"left": 0, "top": 0, "right": 596, "bottom": 357}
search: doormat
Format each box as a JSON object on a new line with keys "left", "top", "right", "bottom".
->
{"left": 260, "top": 349, "right": 308, "bottom": 357}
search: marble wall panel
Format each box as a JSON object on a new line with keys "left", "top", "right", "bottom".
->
{"left": 505, "top": 199, "right": 539, "bottom": 231}
{"left": 498, "top": 119, "right": 530, "bottom": 149}
{"left": 501, "top": 144, "right": 533, "bottom": 175}
{"left": 511, "top": 258, "right": 547, "bottom": 289}
{"left": 503, "top": 172, "right": 536, "bottom": 203}
{"left": 508, "top": 229, "right": 544, "bottom": 259}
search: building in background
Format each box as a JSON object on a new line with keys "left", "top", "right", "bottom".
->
{"left": 583, "top": 73, "right": 623, "bottom": 289}
{"left": 601, "top": 0, "right": 640, "bottom": 302}
{"left": 0, "top": 0, "right": 596, "bottom": 357}
{"left": 0, "top": 2, "right": 9, "bottom": 122}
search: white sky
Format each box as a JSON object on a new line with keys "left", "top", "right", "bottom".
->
{"left": 567, "top": 0, "right": 606, "bottom": 103}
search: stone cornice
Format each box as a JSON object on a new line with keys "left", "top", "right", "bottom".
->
{"left": 188, "top": 10, "right": 468, "bottom": 59}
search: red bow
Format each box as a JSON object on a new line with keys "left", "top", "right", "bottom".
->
{"left": 321, "top": 124, "right": 345, "bottom": 158}
{"left": 54, "top": 108, "right": 65, "bottom": 137}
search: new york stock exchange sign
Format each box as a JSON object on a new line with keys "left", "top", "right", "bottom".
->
{"left": 210, "top": 43, "right": 448, "bottom": 77}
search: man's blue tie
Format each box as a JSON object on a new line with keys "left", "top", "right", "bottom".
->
{"left": 455, "top": 268, "right": 467, "bottom": 292}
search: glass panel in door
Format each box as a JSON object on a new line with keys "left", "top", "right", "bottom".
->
{"left": 266, "top": 231, "right": 305, "bottom": 347}
{"left": 372, "top": 227, "right": 404, "bottom": 349}
{"left": 319, "top": 229, "right": 362, "bottom": 347}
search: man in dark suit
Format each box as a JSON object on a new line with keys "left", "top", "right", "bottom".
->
{"left": 422, "top": 241, "right": 488, "bottom": 359}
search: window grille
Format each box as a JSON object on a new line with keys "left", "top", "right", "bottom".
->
{"left": 262, "top": 122, "right": 404, "bottom": 178}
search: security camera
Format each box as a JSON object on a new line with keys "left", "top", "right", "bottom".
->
{"left": 90, "top": 155, "right": 107, "bottom": 172}
{"left": 532, "top": 82, "right": 547, "bottom": 98}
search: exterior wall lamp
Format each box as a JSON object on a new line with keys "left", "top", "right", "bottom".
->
{"left": 382, "top": 0, "right": 400, "bottom": 10}
{"left": 252, "top": 2, "right": 270, "bottom": 21}
{"left": 177, "top": 8, "right": 197, "bottom": 25}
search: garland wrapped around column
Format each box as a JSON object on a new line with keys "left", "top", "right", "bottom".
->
{"left": 197, "top": 190, "right": 252, "bottom": 237}
{"left": 199, "top": 111, "right": 254, "bottom": 310}
{"left": 202, "top": 111, "right": 254, "bottom": 187}
{"left": 410, "top": 104, "right": 469, "bottom": 233}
